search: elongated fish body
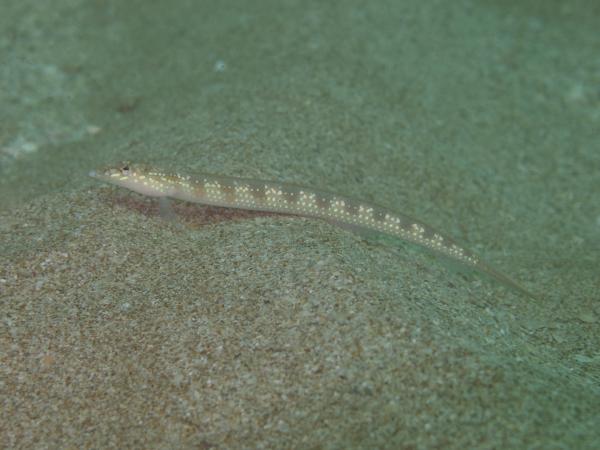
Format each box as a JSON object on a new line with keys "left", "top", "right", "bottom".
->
{"left": 89, "top": 162, "right": 536, "bottom": 299}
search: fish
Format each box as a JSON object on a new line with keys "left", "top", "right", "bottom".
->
{"left": 89, "top": 162, "right": 537, "bottom": 299}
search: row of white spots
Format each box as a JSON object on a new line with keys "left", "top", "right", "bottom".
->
{"left": 328, "top": 199, "right": 346, "bottom": 217}
{"left": 394, "top": 222, "right": 476, "bottom": 265}
{"left": 297, "top": 191, "right": 318, "bottom": 213}
{"left": 174, "top": 174, "right": 193, "bottom": 193}
{"left": 114, "top": 167, "right": 481, "bottom": 269}
{"left": 234, "top": 184, "right": 258, "bottom": 206}
{"left": 356, "top": 205, "right": 375, "bottom": 225}
{"left": 265, "top": 186, "right": 285, "bottom": 207}
{"left": 143, "top": 170, "right": 478, "bottom": 267}
{"left": 126, "top": 170, "right": 168, "bottom": 194}
{"left": 204, "top": 180, "right": 224, "bottom": 202}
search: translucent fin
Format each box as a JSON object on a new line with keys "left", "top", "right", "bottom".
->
{"left": 159, "top": 197, "right": 176, "bottom": 220}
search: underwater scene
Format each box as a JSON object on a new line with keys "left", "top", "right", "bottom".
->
{"left": 1, "top": 1, "right": 599, "bottom": 448}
